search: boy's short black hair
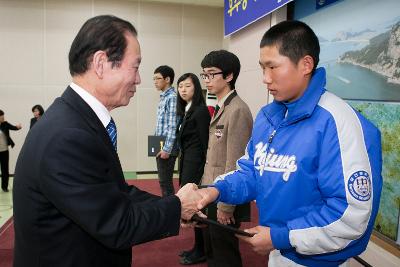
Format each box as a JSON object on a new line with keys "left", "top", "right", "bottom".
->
{"left": 0, "top": 110, "right": 4, "bottom": 116}
{"left": 154, "top": 65, "right": 175, "bottom": 85}
{"left": 201, "top": 50, "right": 241, "bottom": 90}
{"left": 260, "top": 20, "right": 320, "bottom": 71}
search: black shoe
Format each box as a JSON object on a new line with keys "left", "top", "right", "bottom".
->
{"left": 2, "top": 188, "right": 8, "bottom": 192}
{"left": 179, "top": 254, "right": 206, "bottom": 265}
{"left": 179, "top": 250, "right": 191, "bottom": 257}
{"left": 179, "top": 247, "right": 197, "bottom": 257}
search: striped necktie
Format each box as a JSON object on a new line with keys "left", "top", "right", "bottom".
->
{"left": 106, "top": 118, "right": 117, "bottom": 151}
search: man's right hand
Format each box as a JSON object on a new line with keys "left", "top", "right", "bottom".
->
{"left": 176, "top": 185, "right": 220, "bottom": 221}
{"left": 156, "top": 150, "right": 170, "bottom": 159}
{"left": 176, "top": 183, "right": 202, "bottom": 220}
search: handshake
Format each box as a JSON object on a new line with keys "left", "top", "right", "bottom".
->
{"left": 175, "top": 183, "right": 273, "bottom": 256}
{"left": 175, "top": 183, "right": 220, "bottom": 221}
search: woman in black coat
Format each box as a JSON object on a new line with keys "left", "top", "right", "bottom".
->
{"left": 30, "top": 104, "right": 44, "bottom": 129}
{"left": 0, "top": 109, "right": 22, "bottom": 192}
{"left": 176, "top": 73, "right": 210, "bottom": 265}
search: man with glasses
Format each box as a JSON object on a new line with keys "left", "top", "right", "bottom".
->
{"left": 153, "top": 65, "right": 179, "bottom": 196}
{"left": 198, "top": 50, "right": 253, "bottom": 267}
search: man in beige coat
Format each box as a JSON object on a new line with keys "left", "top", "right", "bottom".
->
{"left": 198, "top": 50, "right": 253, "bottom": 267}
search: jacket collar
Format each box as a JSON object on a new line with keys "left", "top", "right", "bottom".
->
{"left": 61, "top": 87, "right": 105, "bottom": 132}
{"left": 61, "top": 87, "right": 118, "bottom": 156}
{"left": 261, "top": 67, "right": 326, "bottom": 126}
{"left": 223, "top": 90, "right": 237, "bottom": 106}
{"left": 211, "top": 90, "right": 237, "bottom": 124}
{"left": 160, "top": 87, "right": 175, "bottom": 97}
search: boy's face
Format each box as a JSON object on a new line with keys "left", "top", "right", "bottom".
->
{"left": 201, "top": 67, "right": 230, "bottom": 96}
{"left": 153, "top": 73, "right": 170, "bottom": 91}
{"left": 259, "top": 45, "right": 311, "bottom": 103}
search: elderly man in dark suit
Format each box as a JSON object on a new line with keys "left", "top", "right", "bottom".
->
{"left": 13, "top": 15, "right": 200, "bottom": 267}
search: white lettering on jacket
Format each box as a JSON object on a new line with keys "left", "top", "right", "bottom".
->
{"left": 254, "top": 142, "right": 297, "bottom": 181}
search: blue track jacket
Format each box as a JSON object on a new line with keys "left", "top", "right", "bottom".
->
{"left": 214, "top": 68, "right": 382, "bottom": 267}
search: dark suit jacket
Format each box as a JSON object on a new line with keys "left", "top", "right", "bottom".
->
{"left": 29, "top": 117, "right": 38, "bottom": 129}
{"left": 177, "top": 105, "right": 210, "bottom": 186}
{"left": 0, "top": 121, "right": 19, "bottom": 148}
{"left": 13, "top": 87, "right": 181, "bottom": 267}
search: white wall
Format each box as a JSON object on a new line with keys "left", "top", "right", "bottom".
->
{"left": 227, "top": 6, "right": 287, "bottom": 118}
{"left": 0, "top": 0, "right": 223, "bottom": 172}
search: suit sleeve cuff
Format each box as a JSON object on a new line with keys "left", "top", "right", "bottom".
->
{"left": 217, "top": 202, "right": 235, "bottom": 213}
{"left": 163, "top": 195, "right": 181, "bottom": 236}
{"left": 162, "top": 145, "right": 172, "bottom": 154}
{"left": 270, "top": 226, "right": 292, "bottom": 250}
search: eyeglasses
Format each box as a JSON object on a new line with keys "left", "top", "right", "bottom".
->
{"left": 200, "top": 72, "right": 224, "bottom": 80}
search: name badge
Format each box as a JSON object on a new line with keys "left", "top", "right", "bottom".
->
{"left": 215, "top": 129, "right": 223, "bottom": 139}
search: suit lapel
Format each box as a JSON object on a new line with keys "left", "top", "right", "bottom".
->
{"left": 210, "top": 91, "right": 237, "bottom": 125}
{"left": 61, "top": 87, "right": 118, "bottom": 157}
{"left": 179, "top": 109, "right": 193, "bottom": 136}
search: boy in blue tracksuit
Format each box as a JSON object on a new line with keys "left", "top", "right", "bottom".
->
{"left": 196, "top": 20, "right": 382, "bottom": 267}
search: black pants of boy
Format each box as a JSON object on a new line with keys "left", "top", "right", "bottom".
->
{"left": 202, "top": 221, "right": 242, "bottom": 267}
{"left": 156, "top": 156, "right": 177, "bottom": 197}
{"left": 0, "top": 150, "right": 10, "bottom": 191}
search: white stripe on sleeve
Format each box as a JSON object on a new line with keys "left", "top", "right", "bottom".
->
{"left": 289, "top": 92, "right": 373, "bottom": 255}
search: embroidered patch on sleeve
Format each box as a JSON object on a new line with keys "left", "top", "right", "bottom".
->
{"left": 348, "top": 171, "right": 371, "bottom": 201}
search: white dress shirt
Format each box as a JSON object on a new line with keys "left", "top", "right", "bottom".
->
{"left": 70, "top": 82, "right": 111, "bottom": 128}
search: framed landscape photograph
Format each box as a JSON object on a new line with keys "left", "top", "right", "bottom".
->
{"left": 293, "top": 0, "right": 400, "bottom": 245}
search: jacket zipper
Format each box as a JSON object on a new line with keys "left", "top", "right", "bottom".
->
{"left": 260, "top": 129, "right": 277, "bottom": 176}
{"left": 258, "top": 109, "right": 308, "bottom": 176}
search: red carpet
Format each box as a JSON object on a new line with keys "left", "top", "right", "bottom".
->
{"left": 0, "top": 217, "right": 14, "bottom": 267}
{"left": 0, "top": 179, "right": 267, "bottom": 267}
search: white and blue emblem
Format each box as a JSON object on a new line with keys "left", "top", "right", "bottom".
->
{"left": 348, "top": 171, "right": 371, "bottom": 201}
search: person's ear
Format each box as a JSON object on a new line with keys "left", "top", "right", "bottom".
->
{"left": 165, "top": 76, "right": 171, "bottom": 85}
{"left": 225, "top": 73, "right": 233, "bottom": 83}
{"left": 92, "top": 50, "right": 108, "bottom": 78}
{"left": 301, "top": 55, "right": 314, "bottom": 76}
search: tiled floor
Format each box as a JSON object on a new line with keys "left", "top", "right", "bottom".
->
{"left": 0, "top": 178, "right": 13, "bottom": 229}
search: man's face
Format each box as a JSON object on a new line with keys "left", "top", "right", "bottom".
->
{"left": 0, "top": 115, "right": 4, "bottom": 123}
{"left": 153, "top": 73, "right": 170, "bottom": 91}
{"left": 259, "top": 45, "right": 309, "bottom": 102}
{"left": 100, "top": 33, "right": 142, "bottom": 110}
{"left": 201, "top": 67, "right": 228, "bottom": 96}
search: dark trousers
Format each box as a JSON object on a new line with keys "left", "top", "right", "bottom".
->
{"left": 192, "top": 227, "right": 204, "bottom": 254}
{"left": 179, "top": 156, "right": 206, "bottom": 256}
{"left": 203, "top": 222, "right": 243, "bottom": 267}
{"left": 156, "top": 156, "right": 177, "bottom": 197}
{"left": 0, "top": 150, "right": 10, "bottom": 191}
